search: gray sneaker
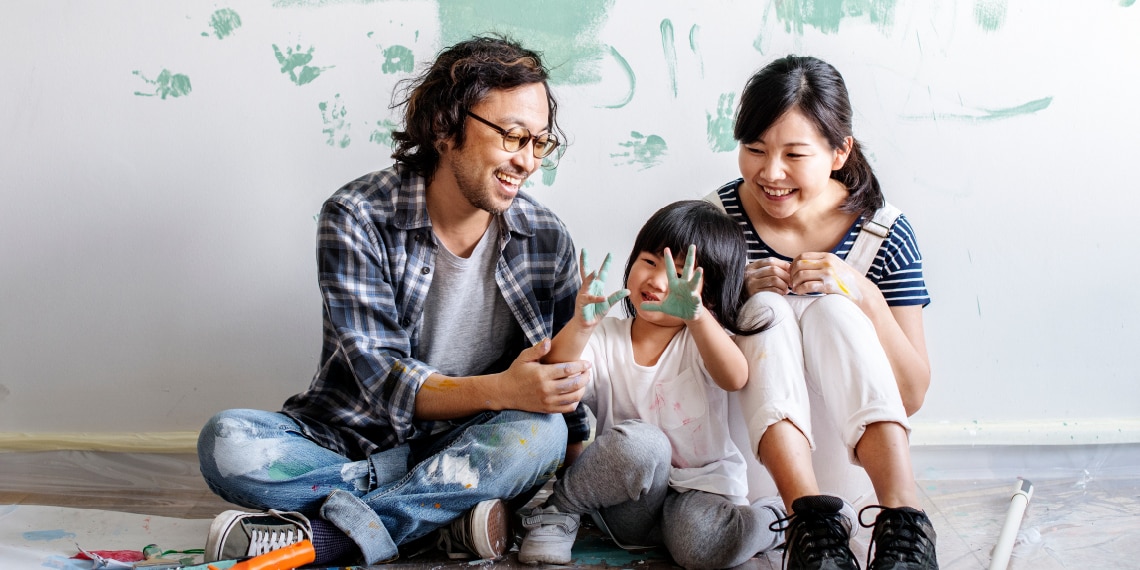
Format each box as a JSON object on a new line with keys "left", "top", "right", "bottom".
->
{"left": 204, "top": 509, "right": 313, "bottom": 562}
{"left": 437, "top": 499, "right": 511, "bottom": 560}
{"left": 518, "top": 505, "right": 581, "bottom": 565}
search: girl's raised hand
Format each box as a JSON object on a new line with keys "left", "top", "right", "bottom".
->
{"left": 744, "top": 257, "right": 792, "bottom": 296}
{"left": 579, "top": 249, "right": 630, "bottom": 324}
{"left": 790, "top": 252, "right": 865, "bottom": 302}
{"left": 640, "top": 245, "right": 703, "bottom": 321}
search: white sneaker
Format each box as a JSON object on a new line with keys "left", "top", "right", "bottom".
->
{"left": 437, "top": 499, "right": 510, "bottom": 560}
{"left": 204, "top": 509, "right": 312, "bottom": 562}
{"left": 518, "top": 505, "right": 580, "bottom": 565}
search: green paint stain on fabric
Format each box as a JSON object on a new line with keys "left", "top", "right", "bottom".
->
{"left": 973, "top": 0, "right": 1007, "bottom": 31}
{"left": 369, "top": 118, "right": 398, "bottom": 147}
{"left": 319, "top": 94, "right": 351, "bottom": 148}
{"left": 381, "top": 45, "right": 414, "bottom": 74}
{"left": 132, "top": 69, "right": 192, "bottom": 99}
{"left": 612, "top": 131, "right": 667, "bottom": 170}
{"left": 775, "top": 0, "right": 897, "bottom": 35}
{"left": 660, "top": 19, "right": 677, "bottom": 97}
{"left": 706, "top": 92, "right": 736, "bottom": 152}
{"left": 438, "top": 0, "right": 614, "bottom": 86}
{"left": 267, "top": 461, "right": 309, "bottom": 480}
{"left": 208, "top": 8, "right": 243, "bottom": 39}
{"left": 273, "top": 44, "right": 334, "bottom": 86}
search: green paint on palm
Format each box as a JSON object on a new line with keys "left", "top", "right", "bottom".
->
{"left": 438, "top": 0, "right": 614, "bottom": 86}
{"left": 207, "top": 8, "right": 243, "bottom": 39}
{"left": 381, "top": 45, "right": 414, "bottom": 74}
{"left": 660, "top": 19, "right": 678, "bottom": 97}
{"left": 706, "top": 93, "right": 736, "bottom": 153}
{"left": 973, "top": 0, "right": 1007, "bottom": 32}
{"left": 273, "top": 44, "right": 334, "bottom": 86}
{"left": 132, "top": 69, "right": 192, "bottom": 99}
{"left": 319, "top": 94, "right": 351, "bottom": 148}
{"left": 612, "top": 131, "right": 668, "bottom": 171}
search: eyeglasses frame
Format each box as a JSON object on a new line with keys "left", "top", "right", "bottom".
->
{"left": 465, "top": 111, "right": 561, "bottom": 159}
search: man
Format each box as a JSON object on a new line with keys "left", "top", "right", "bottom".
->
{"left": 196, "top": 36, "right": 591, "bottom": 566}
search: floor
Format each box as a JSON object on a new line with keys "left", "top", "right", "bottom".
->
{"left": 0, "top": 445, "right": 1138, "bottom": 569}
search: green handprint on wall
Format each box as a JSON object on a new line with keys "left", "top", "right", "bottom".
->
{"left": 132, "top": 69, "right": 192, "bottom": 99}
{"left": 273, "top": 44, "right": 334, "bottom": 86}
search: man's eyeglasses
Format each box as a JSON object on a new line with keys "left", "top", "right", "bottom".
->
{"left": 466, "top": 111, "right": 561, "bottom": 159}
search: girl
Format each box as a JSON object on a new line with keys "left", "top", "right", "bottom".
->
{"left": 712, "top": 55, "right": 938, "bottom": 569}
{"left": 516, "top": 200, "right": 782, "bottom": 570}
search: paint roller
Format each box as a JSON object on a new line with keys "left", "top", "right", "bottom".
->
{"left": 207, "top": 539, "right": 315, "bottom": 570}
{"left": 987, "top": 478, "right": 1034, "bottom": 570}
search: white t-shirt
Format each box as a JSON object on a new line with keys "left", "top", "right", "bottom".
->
{"left": 582, "top": 317, "right": 750, "bottom": 504}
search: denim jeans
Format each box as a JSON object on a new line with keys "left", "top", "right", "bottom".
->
{"left": 198, "top": 408, "right": 566, "bottom": 564}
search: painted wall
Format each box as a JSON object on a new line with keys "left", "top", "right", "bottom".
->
{"left": 2, "top": 0, "right": 1138, "bottom": 442}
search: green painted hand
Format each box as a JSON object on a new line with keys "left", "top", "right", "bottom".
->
{"left": 640, "top": 245, "right": 703, "bottom": 321}
{"left": 580, "top": 250, "right": 630, "bottom": 324}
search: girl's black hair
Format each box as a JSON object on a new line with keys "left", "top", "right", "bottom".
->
{"left": 734, "top": 55, "right": 883, "bottom": 218}
{"left": 622, "top": 200, "right": 768, "bottom": 336}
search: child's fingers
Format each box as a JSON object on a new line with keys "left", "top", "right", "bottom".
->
{"left": 683, "top": 244, "right": 696, "bottom": 278}
{"left": 639, "top": 301, "right": 663, "bottom": 313}
{"left": 606, "top": 289, "right": 630, "bottom": 306}
{"left": 598, "top": 252, "right": 614, "bottom": 283}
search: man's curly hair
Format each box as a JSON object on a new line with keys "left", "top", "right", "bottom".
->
{"left": 390, "top": 36, "right": 563, "bottom": 180}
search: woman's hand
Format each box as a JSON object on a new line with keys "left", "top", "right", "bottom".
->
{"left": 789, "top": 252, "right": 868, "bottom": 303}
{"left": 744, "top": 257, "right": 792, "bottom": 296}
{"left": 577, "top": 249, "right": 629, "bottom": 325}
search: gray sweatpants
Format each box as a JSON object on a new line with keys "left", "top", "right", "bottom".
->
{"left": 547, "top": 420, "right": 781, "bottom": 569}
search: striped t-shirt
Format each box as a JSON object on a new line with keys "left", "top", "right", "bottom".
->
{"left": 715, "top": 179, "right": 930, "bottom": 307}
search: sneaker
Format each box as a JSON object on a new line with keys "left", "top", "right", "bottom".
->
{"left": 437, "top": 499, "right": 510, "bottom": 560}
{"left": 860, "top": 505, "right": 939, "bottom": 569}
{"left": 771, "top": 495, "right": 858, "bottom": 570}
{"left": 752, "top": 495, "right": 788, "bottom": 553}
{"left": 204, "top": 509, "right": 313, "bottom": 562}
{"left": 518, "top": 505, "right": 581, "bottom": 565}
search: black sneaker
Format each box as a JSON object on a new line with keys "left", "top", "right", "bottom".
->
{"left": 859, "top": 505, "right": 938, "bottom": 569}
{"left": 436, "top": 499, "right": 510, "bottom": 560}
{"left": 771, "top": 495, "right": 858, "bottom": 570}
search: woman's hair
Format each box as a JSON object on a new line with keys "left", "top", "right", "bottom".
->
{"left": 390, "top": 36, "right": 564, "bottom": 180}
{"left": 622, "top": 200, "right": 768, "bottom": 336}
{"left": 734, "top": 55, "right": 883, "bottom": 218}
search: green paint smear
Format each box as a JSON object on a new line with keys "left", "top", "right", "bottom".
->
{"left": 438, "top": 0, "right": 614, "bottom": 86}
{"left": 1123, "top": 0, "right": 1137, "bottom": 6}
{"left": 208, "top": 8, "right": 243, "bottom": 39}
{"left": 272, "top": 0, "right": 387, "bottom": 6}
{"left": 319, "top": 94, "right": 351, "bottom": 148}
{"left": 541, "top": 166, "right": 558, "bottom": 186}
{"left": 611, "top": 131, "right": 667, "bottom": 170}
{"left": 132, "top": 69, "right": 192, "bottom": 99}
{"left": 382, "top": 44, "right": 414, "bottom": 74}
{"left": 689, "top": 24, "right": 704, "bottom": 77}
{"left": 973, "top": 0, "right": 1007, "bottom": 32}
{"left": 775, "top": 0, "right": 897, "bottom": 35}
{"left": 660, "top": 19, "right": 677, "bottom": 97}
{"left": 273, "top": 44, "right": 334, "bottom": 86}
{"left": 267, "top": 461, "right": 310, "bottom": 481}
{"left": 706, "top": 92, "right": 737, "bottom": 152}
{"left": 369, "top": 118, "right": 398, "bottom": 147}
{"left": 905, "top": 96, "right": 1053, "bottom": 122}
{"left": 600, "top": 46, "right": 635, "bottom": 109}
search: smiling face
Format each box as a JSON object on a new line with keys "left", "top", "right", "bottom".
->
{"left": 737, "top": 108, "right": 852, "bottom": 220}
{"left": 436, "top": 83, "right": 551, "bottom": 215}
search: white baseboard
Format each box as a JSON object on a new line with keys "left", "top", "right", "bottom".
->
{"left": 1, "top": 419, "right": 1138, "bottom": 453}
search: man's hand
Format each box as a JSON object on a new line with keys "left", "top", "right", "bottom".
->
{"left": 579, "top": 249, "right": 630, "bottom": 325}
{"left": 497, "top": 339, "right": 591, "bottom": 414}
{"left": 640, "top": 245, "right": 703, "bottom": 321}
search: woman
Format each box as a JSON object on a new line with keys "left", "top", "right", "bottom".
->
{"left": 712, "top": 55, "right": 938, "bottom": 570}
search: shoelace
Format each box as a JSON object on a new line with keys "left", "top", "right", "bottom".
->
{"left": 770, "top": 509, "right": 854, "bottom": 568}
{"left": 247, "top": 526, "right": 304, "bottom": 556}
{"left": 859, "top": 505, "right": 936, "bottom": 569}
{"left": 522, "top": 510, "right": 579, "bottom": 533}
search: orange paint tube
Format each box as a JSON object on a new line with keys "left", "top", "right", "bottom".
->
{"left": 207, "top": 540, "right": 316, "bottom": 570}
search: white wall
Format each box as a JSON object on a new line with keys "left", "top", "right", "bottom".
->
{"left": 1, "top": 0, "right": 1137, "bottom": 443}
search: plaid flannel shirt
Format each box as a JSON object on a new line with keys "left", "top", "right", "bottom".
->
{"left": 282, "top": 164, "right": 585, "bottom": 459}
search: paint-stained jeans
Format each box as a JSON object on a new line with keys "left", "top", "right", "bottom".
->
{"left": 197, "top": 408, "right": 566, "bottom": 564}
